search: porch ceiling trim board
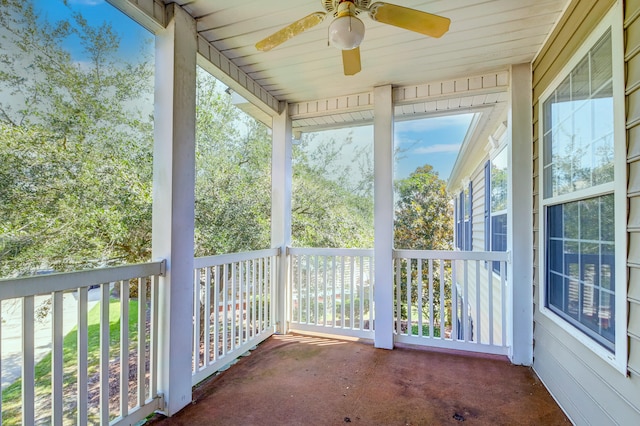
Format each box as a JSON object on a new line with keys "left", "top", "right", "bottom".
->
{"left": 107, "top": 0, "right": 281, "bottom": 117}
{"left": 107, "top": 0, "right": 166, "bottom": 31}
{"left": 288, "top": 71, "right": 509, "bottom": 134}
{"left": 197, "top": 35, "right": 281, "bottom": 116}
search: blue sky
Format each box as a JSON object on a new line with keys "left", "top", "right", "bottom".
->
{"left": 33, "top": 0, "right": 150, "bottom": 60}
{"left": 394, "top": 114, "right": 473, "bottom": 180}
{"left": 303, "top": 112, "right": 472, "bottom": 187}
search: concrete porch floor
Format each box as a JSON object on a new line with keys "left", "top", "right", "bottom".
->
{"left": 148, "top": 334, "right": 569, "bottom": 425}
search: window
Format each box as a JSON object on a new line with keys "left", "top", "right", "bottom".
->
{"left": 455, "top": 195, "right": 463, "bottom": 250}
{"left": 464, "top": 182, "right": 472, "bottom": 250}
{"left": 483, "top": 149, "right": 507, "bottom": 272}
{"left": 455, "top": 184, "right": 472, "bottom": 251}
{"left": 489, "top": 148, "right": 507, "bottom": 273}
{"left": 484, "top": 161, "right": 491, "bottom": 252}
{"left": 539, "top": 6, "right": 626, "bottom": 372}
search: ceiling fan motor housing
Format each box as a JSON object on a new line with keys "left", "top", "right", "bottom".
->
{"left": 324, "top": 0, "right": 371, "bottom": 16}
{"left": 328, "top": 1, "right": 366, "bottom": 50}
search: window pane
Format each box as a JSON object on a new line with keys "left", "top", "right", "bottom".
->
{"left": 542, "top": 29, "right": 613, "bottom": 198}
{"left": 548, "top": 204, "right": 563, "bottom": 238}
{"left": 591, "top": 31, "right": 612, "bottom": 93}
{"left": 601, "top": 194, "right": 615, "bottom": 241}
{"left": 579, "top": 198, "right": 600, "bottom": 241}
{"left": 548, "top": 272, "right": 564, "bottom": 310}
{"left": 556, "top": 77, "right": 573, "bottom": 124}
{"left": 563, "top": 202, "right": 578, "bottom": 239}
{"left": 572, "top": 56, "right": 591, "bottom": 100}
{"left": 491, "top": 148, "right": 508, "bottom": 212}
{"left": 464, "top": 187, "right": 471, "bottom": 219}
{"left": 548, "top": 238, "right": 563, "bottom": 272}
{"left": 545, "top": 195, "right": 615, "bottom": 350}
{"left": 552, "top": 129, "right": 573, "bottom": 196}
{"left": 593, "top": 83, "right": 613, "bottom": 140}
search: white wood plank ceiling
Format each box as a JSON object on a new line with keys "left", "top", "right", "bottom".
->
{"left": 167, "top": 0, "right": 568, "bottom": 105}
{"left": 107, "top": 0, "right": 567, "bottom": 146}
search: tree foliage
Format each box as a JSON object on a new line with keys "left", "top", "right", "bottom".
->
{"left": 394, "top": 164, "right": 453, "bottom": 250}
{"left": 0, "top": 0, "right": 154, "bottom": 276}
{"left": 393, "top": 165, "right": 454, "bottom": 323}
{"left": 0, "top": 1, "right": 455, "bottom": 280}
{"left": 194, "top": 70, "right": 272, "bottom": 256}
{"left": 0, "top": 1, "right": 381, "bottom": 277}
{"left": 292, "top": 133, "right": 374, "bottom": 248}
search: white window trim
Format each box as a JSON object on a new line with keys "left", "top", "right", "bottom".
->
{"left": 537, "top": 1, "right": 627, "bottom": 375}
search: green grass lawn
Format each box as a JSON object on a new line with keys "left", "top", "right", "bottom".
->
{"left": 1, "top": 298, "right": 140, "bottom": 425}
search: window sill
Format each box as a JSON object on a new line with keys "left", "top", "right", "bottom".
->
{"left": 538, "top": 305, "right": 627, "bottom": 376}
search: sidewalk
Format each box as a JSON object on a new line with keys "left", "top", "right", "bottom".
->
{"left": 1, "top": 291, "right": 100, "bottom": 390}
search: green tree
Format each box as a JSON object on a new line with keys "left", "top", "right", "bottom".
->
{"left": 292, "top": 133, "right": 374, "bottom": 248}
{"left": 394, "top": 164, "right": 453, "bottom": 250}
{"left": 0, "top": 0, "right": 154, "bottom": 276}
{"left": 0, "top": 0, "right": 378, "bottom": 279}
{"left": 393, "top": 165, "right": 453, "bottom": 326}
{"left": 194, "top": 69, "right": 272, "bottom": 256}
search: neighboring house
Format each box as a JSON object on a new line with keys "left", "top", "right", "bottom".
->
{"left": 448, "top": 0, "right": 640, "bottom": 422}
{"left": 449, "top": 121, "right": 508, "bottom": 346}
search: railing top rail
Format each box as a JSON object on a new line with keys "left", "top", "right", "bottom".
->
{"left": 288, "top": 247, "right": 374, "bottom": 257}
{"left": 0, "top": 260, "right": 165, "bottom": 300}
{"left": 194, "top": 247, "right": 280, "bottom": 269}
{"left": 393, "top": 249, "right": 510, "bottom": 262}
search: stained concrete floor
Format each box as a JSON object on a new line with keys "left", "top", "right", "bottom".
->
{"left": 148, "top": 334, "right": 569, "bottom": 425}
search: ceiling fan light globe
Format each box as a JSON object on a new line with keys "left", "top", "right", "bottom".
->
{"left": 328, "top": 15, "right": 365, "bottom": 50}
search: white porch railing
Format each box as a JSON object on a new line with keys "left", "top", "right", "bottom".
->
{"left": 393, "top": 250, "right": 510, "bottom": 355}
{"left": 288, "top": 248, "right": 374, "bottom": 339}
{"left": 192, "top": 248, "right": 279, "bottom": 385}
{"left": 0, "top": 261, "right": 164, "bottom": 426}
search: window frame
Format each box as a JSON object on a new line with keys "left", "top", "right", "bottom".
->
{"left": 485, "top": 145, "right": 508, "bottom": 274}
{"left": 465, "top": 181, "right": 472, "bottom": 250}
{"left": 455, "top": 187, "right": 472, "bottom": 251}
{"left": 537, "top": 2, "right": 627, "bottom": 374}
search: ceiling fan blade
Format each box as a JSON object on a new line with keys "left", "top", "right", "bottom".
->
{"left": 256, "top": 12, "right": 326, "bottom": 51}
{"left": 368, "top": 3, "right": 450, "bottom": 38}
{"left": 342, "top": 47, "right": 361, "bottom": 76}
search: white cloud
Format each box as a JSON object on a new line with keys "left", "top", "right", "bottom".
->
{"left": 413, "top": 143, "right": 461, "bottom": 154}
{"left": 68, "top": 0, "right": 105, "bottom": 6}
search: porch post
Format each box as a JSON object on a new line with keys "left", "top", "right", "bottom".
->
{"left": 373, "top": 85, "right": 394, "bottom": 349}
{"left": 152, "top": 4, "right": 196, "bottom": 415}
{"left": 507, "top": 63, "right": 533, "bottom": 365}
{"left": 271, "top": 104, "right": 292, "bottom": 334}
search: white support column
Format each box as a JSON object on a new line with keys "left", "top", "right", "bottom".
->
{"left": 152, "top": 4, "right": 196, "bottom": 415}
{"left": 373, "top": 85, "right": 394, "bottom": 349}
{"left": 507, "top": 63, "right": 533, "bottom": 365}
{"left": 271, "top": 105, "right": 292, "bottom": 334}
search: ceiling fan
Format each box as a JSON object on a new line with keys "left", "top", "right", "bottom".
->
{"left": 255, "top": 0, "right": 450, "bottom": 76}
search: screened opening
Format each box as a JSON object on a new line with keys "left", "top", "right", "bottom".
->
{"left": 393, "top": 114, "right": 474, "bottom": 251}
{"left": 291, "top": 126, "right": 374, "bottom": 248}
{"left": 0, "top": 0, "right": 154, "bottom": 278}
{"left": 194, "top": 67, "right": 272, "bottom": 256}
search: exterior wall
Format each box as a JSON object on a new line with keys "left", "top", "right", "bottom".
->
{"left": 624, "top": 0, "right": 640, "bottom": 380}
{"left": 471, "top": 166, "right": 486, "bottom": 251}
{"left": 532, "top": 0, "right": 640, "bottom": 423}
{"left": 452, "top": 147, "right": 505, "bottom": 346}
